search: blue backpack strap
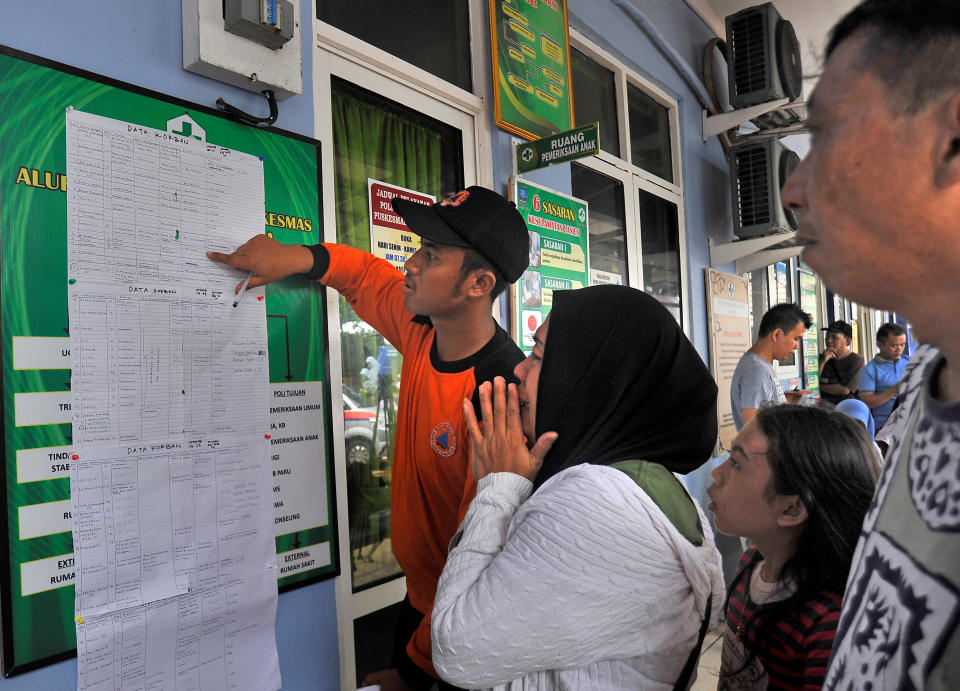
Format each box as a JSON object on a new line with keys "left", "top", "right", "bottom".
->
{"left": 609, "top": 460, "right": 710, "bottom": 690}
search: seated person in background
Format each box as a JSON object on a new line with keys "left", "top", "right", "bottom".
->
{"left": 818, "top": 320, "right": 864, "bottom": 405}
{"left": 872, "top": 344, "right": 942, "bottom": 456}
{"left": 432, "top": 285, "right": 724, "bottom": 691}
{"left": 836, "top": 399, "right": 885, "bottom": 465}
{"left": 858, "top": 322, "right": 909, "bottom": 430}
{"left": 707, "top": 405, "right": 878, "bottom": 690}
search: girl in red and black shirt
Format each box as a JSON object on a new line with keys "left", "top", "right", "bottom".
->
{"left": 706, "top": 405, "right": 879, "bottom": 690}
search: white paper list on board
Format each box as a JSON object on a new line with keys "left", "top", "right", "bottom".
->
{"left": 65, "top": 108, "right": 280, "bottom": 691}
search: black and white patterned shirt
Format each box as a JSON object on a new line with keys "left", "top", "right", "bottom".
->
{"left": 824, "top": 344, "right": 960, "bottom": 690}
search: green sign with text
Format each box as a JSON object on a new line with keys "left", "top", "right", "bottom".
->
{"left": 516, "top": 122, "right": 599, "bottom": 173}
{"left": 512, "top": 178, "right": 589, "bottom": 352}
{"left": 490, "top": 0, "right": 575, "bottom": 140}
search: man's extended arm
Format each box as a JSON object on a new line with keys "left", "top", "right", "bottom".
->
{"left": 859, "top": 383, "right": 899, "bottom": 410}
{"left": 206, "top": 234, "right": 314, "bottom": 290}
{"left": 210, "top": 236, "right": 415, "bottom": 352}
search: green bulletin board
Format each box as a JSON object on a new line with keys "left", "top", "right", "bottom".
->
{"left": 0, "top": 46, "right": 338, "bottom": 676}
{"left": 489, "top": 0, "right": 575, "bottom": 140}
{"left": 799, "top": 270, "right": 820, "bottom": 394}
{"left": 512, "top": 178, "right": 589, "bottom": 350}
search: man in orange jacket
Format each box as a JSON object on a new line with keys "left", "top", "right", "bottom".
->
{"left": 209, "top": 186, "right": 529, "bottom": 690}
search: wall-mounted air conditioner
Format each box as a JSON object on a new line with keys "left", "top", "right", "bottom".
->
{"left": 726, "top": 2, "right": 803, "bottom": 129}
{"left": 728, "top": 139, "right": 800, "bottom": 239}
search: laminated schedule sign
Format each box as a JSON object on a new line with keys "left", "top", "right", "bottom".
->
{"left": 512, "top": 178, "right": 588, "bottom": 350}
{"left": 367, "top": 179, "right": 435, "bottom": 272}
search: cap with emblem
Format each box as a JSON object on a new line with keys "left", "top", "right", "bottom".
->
{"left": 391, "top": 186, "right": 529, "bottom": 283}
{"left": 822, "top": 320, "right": 853, "bottom": 339}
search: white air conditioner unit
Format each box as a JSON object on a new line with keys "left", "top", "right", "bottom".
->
{"left": 728, "top": 139, "right": 800, "bottom": 239}
{"left": 726, "top": 3, "right": 803, "bottom": 129}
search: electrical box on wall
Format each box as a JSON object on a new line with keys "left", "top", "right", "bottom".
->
{"left": 182, "top": 0, "right": 302, "bottom": 99}
{"left": 225, "top": 0, "right": 294, "bottom": 50}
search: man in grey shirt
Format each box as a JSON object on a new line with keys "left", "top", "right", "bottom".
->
{"left": 731, "top": 303, "right": 812, "bottom": 430}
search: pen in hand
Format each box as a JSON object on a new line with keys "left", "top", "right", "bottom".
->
{"left": 233, "top": 271, "right": 254, "bottom": 308}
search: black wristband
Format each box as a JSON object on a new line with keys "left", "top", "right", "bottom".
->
{"left": 301, "top": 243, "right": 330, "bottom": 280}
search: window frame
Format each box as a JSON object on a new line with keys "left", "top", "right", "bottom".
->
{"left": 313, "top": 0, "right": 493, "bottom": 146}
{"left": 568, "top": 29, "right": 689, "bottom": 332}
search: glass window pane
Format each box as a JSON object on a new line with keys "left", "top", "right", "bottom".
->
{"left": 637, "top": 188, "right": 681, "bottom": 322}
{"left": 318, "top": 0, "right": 471, "bottom": 92}
{"left": 331, "top": 78, "right": 464, "bottom": 591}
{"left": 627, "top": 83, "right": 673, "bottom": 182}
{"left": 570, "top": 47, "right": 620, "bottom": 158}
{"left": 749, "top": 268, "right": 769, "bottom": 341}
{"left": 571, "top": 162, "right": 628, "bottom": 284}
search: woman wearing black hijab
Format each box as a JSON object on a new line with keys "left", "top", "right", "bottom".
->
{"left": 432, "top": 285, "right": 724, "bottom": 690}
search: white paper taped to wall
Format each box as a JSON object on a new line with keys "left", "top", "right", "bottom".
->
{"left": 65, "top": 108, "right": 280, "bottom": 691}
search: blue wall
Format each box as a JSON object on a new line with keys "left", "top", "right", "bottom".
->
{"left": 0, "top": 2, "right": 341, "bottom": 688}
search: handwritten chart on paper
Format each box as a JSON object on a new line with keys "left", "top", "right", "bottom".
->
{"left": 65, "top": 109, "right": 281, "bottom": 690}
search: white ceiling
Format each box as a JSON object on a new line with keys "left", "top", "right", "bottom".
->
{"left": 688, "top": 0, "right": 860, "bottom": 96}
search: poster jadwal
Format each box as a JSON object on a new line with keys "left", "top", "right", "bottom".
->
{"left": 705, "top": 269, "right": 751, "bottom": 453}
{"left": 512, "top": 178, "right": 588, "bottom": 350}
{"left": 367, "top": 179, "right": 435, "bottom": 272}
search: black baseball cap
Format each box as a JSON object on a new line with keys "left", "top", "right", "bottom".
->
{"left": 391, "top": 186, "right": 529, "bottom": 283}
{"left": 822, "top": 320, "right": 853, "bottom": 339}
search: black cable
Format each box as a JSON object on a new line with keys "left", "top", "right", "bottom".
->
{"left": 216, "top": 89, "right": 278, "bottom": 127}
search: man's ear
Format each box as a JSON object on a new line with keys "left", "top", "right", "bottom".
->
{"left": 464, "top": 269, "right": 497, "bottom": 299}
{"left": 775, "top": 494, "right": 808, "bottom": 528}
{"left": 934, "top": 91, "right": 960, "bottom": 188}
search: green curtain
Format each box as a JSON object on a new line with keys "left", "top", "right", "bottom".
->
{"left": 331, "top": 85, "right": 445, "bottom": 250}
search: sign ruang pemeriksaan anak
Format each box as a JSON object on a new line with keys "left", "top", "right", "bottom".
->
{"left": 516, "top": 122, "right": 599, "bottom": 174}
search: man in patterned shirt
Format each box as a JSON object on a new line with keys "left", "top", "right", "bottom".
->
{"left": 781, "top": 1, "right": 960, "bottom": 686}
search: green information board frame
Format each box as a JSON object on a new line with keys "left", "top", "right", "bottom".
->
{"left": 489, "top": 0, "right": 575, "bottom": 140}
{"left": 0, "top": 45, "right": 338, "bottom": 676}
